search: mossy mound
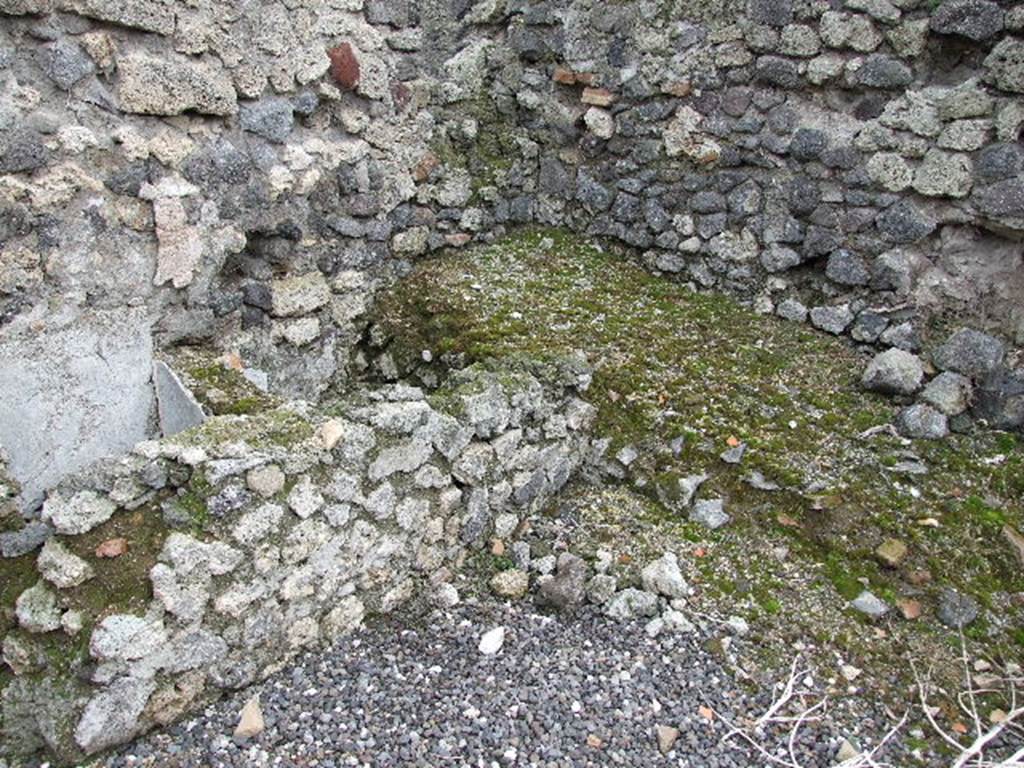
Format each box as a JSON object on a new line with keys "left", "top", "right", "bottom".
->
{"left": 370, "top": 227, "right": 1024, "bottom": 688}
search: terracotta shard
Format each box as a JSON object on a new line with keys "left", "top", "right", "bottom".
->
{"left": 328, "top": 43, "right": 360, "bottom": 90}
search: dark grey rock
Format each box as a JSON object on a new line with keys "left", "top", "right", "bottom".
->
{"left": 761, "top": 244, "right": 803, "bottom": 272}
{"left": 933, "top": 328, "right": 1005, "bottom": 379}
{"left": 182, "top": 140, "right": 252, "bottom": 186}
{"left": 240, "top": 98, "right": 294, "bottom": 143}
{"left": 0, "top": 128, "right": 48, "bottom": 174}
{"left": 972, "top": 367, "right": 1024, "bottom": 430}
{"left": 45, "top": 39, "right": 94, "bottom": 90}
{"left": 576, "top": 171, "right": 613, "bottom": 213}
{"left": 876, "top": 200, "right": 936, "bottom": 243}
{"left": 974, "top": 144, "right": 1024, "bottom": 183}
{"left": 850, "top": 311, "right": 889, "bottom": 343}
{"left": 691, "top": 191, "right": 726, "bottom": 213}
{"left": 537, "top": 553, "right": 589, "bottom": 610}
{"left": 973, "top": 179, "right": 1024, "bottom": 225}
{"left": 755, "top": 56, "right": 801, "bottom": 88}
{"left": 930, "top": 0, "right": 1004, "bottom": 41}
{"left": 747, "top": 0, "right": 793, "bottom": 26}
{"left": 0, "top": 522, "right": 52, "bottom": 558}
{"left": 856, "top": 55, "right": 913, "bottom": 89}
{"left": 826, "top": 249, "right": 870, "bottom": 286}
{"left": 937, "top": 587, "right": 979, "bottom": 628}
{"left": 788, "top": 128, "right": 827, "bottom": 161}
{"left": 881, "top": 322, "right": 921, "bottom": 352}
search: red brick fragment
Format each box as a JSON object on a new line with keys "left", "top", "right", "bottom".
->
{"left": 328, "top": 43, "right": 360, "bottom": 90}
{"left": 553, "top": 66, "right": 576, "bottom": 84}
{"left": 581, "top": 87, "right": 614, "bottom": 106}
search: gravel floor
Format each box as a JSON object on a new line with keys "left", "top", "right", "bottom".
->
{"left": 103, "top": 598, "right": 906, "bottom": 768}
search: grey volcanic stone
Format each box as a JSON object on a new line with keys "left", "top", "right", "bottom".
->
{"left": 920, "top": 372, "right": 972, "bottom": 416}
{"left": 974, "top": 144, "right": 1024, "bottom": 183}
{"left": 75, "top": 677, "right": 157, "bottom": 755}
{"left": 933, "top": 329, "right": 1004, "bottom": 379}
{"left": 973, "top": 367, "right": 1024, "bottom": 430}
{"left": 762, "top": 245, "right": 803, "bottom": 273}
{"left": 876, "top": 200, "right": 935, "bottom": 243}
{"left": 537, "top": 553, "right": 589, "bottom": 610}
{"left": 239, "top": 98, "right": 295, "bottom": 143}
{"left": 690, "top": 498, "right": 729, "bottom": 529}
{"left": 0, "top": 522, "right": 51, "bottom": 558}
{"left": 37, "top": 538, "right": 94, "bottom": 589}
{"left": 0, "top": 128, "right": 48, "bottom": 174}
{"left": 605, "top": 587, "right": 659, "bottom": 620}
{"left": 937, "top": 588, "right": 979, "bottom": 628}
{"left": 895, "top": 404, "right": 949, "bottom": 439}
{"left": 856, "top": 55, "right": 913, "bottom": 89}
{"left": 851, "top": 590, "right": 888, "bottom": 618}
{"left": 576, "top": 172, "right": 613, "bottom": 212}
{"left": 974, "top": 179, "right": 1024, "bottom": 227}
{"left": 640, "top": 552, "right": 688, "bottom": 598}
{"left": 45, "top": 39, "right": 94, "bottom": 90}
{"left": 789, "top": 128, "right": 827, "bottom": 161}
{"left": 748, "top": 0, "right": 793, "bottom": 26}
{"left": 776, "top": 298, "right": 808, "bottom": 322}
{"left": 862, "top": 349, "right": 924, "bottom": 395}
{"left": 810, "top": 305, "right": 854, "bottom": 335}
{"left": 41, "top": 491, "right": 116, "bottom": 536}
{"left": 755, "top": 56, "right": 801, "bottom": 88}
{"left": 930, "top": 0, "right": 1004, "bottom": 41}
{"left": 826, "top": 249, "right": 870, "bottom": 286}
{"left": 851, "top": 311, "right": 889, "bottom": 343}
{"left": 15, "top": 581, "right": 62, "bottom": 633}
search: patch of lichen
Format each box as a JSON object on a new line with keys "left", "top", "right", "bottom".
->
{"left": 371, "top": 226, "right": 1024, "bottom": 669}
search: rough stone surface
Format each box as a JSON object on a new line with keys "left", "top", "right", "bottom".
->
{"left": 896, "top": 404, "right": 950, "bottom": 439}
{"left": 117, "top": 54, "right": 237, "bottom": 116}
{"left": 41, "top": 490, "right": 116, "bottom": 536}
{"left": 933, "top": 329, "right": 1005, "bottom": 379}
{"left": 861, "top": 349, "right": 925, "bottom": 395}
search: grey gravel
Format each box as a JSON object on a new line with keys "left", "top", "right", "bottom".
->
{"left": 102, "top": 599, "right": 904, "bottom": 768}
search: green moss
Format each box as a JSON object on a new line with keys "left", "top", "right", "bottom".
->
{"left": 173, "top": 350, "right": 278, "bottom": 417}
{"left": 372, "top": 226, "right": 1024, "bottom": 687}
{"left": 175, "top": 408, "right": 314, "bottom": 452}
{"left": 60, "top": 503, "right": 169, "bottom": 618}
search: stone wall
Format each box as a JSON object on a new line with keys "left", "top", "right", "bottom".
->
{"left": 461, "top": 0, "right": 1024, "bottom": 347}
{"left": 2, "top": 0, "right": 1022, "bottom": 505}
{"left": 0, "top": 360, "right": 594, "bottom": 764}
